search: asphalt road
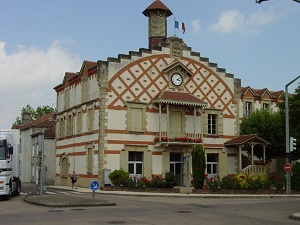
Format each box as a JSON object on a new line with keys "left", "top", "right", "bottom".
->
{"left": 1, "top": 185, "right": 300, "bottom": 225}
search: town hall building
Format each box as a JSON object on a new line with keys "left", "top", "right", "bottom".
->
{"left": 54, "top": 1, "right": 283, "bottom": 187}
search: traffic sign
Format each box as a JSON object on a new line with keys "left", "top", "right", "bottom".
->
{"left": 284, "top": 163, "right": 292, "bottom": 172}
{"left": 90, "top": 180, "right": 99, "bottom": 191}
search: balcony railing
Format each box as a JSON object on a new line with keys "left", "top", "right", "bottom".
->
{"left": 241, "top": 165, "right": 269, "bottom": 176}
{"left": 154, "top": 132, "right": 202, "bottom": 146}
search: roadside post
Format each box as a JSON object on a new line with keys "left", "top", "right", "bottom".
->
{"left": 90, "top": 180, "right": 100, "bottom": 201}
{"left": 285, "top": 75, "right": 300, "bottom": 195}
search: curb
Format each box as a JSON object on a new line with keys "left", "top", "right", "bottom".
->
{"left": 289, "top": 213, "right": 300, "bottom": 221}
{"left": 23, "top": 194, "right": 116, "bottom": 208}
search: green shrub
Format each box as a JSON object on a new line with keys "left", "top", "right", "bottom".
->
{"left": 205, "top": 175, "right": 221, "bottom": 191}
{"left": 192, "top": 144, "right": 206, "bottom": 189}
{"left": 108, "top": 169, "right": 129, "bottom": 186}
{"left": 148, "top": 174, "right": 165, "bottom": 188}
{"left": 221, "top": 176, "right": 238, "bottom": 189}
{"left": 292, "top": 162, "right": 300, "bottom": 191}
{"left": 270, "top": 176, "right": 284, "bottom": 190}
{"left": 164, "top": 171, "right": 177, "bottom": 188}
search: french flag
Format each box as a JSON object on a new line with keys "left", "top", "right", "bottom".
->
{"left": 175, "top": 20, "right": 185, "bottom": 34}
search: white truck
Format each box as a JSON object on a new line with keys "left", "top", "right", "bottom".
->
{"left": 0, "top": 129, "right": 21, "bottom": 200}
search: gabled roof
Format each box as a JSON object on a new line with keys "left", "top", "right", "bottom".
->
{"left": 19, "top": 112, "right": 55, "bottom": 131}
{"left": 224, "top": 134, "right": 270, "bottom": 146}
{"left": 153, "top": 90, "right": 207, "bottom": 107}
{"left": 162, "top": 61, "right": 193, "bottom": 77}
{"left": 241, "top": 86, "right": 284, "bottom": 100}
{"left": 142, "top": 0, "right": 173, "bottom": 17}
{"left": 79, "top": 60, "right": 97, "bottom": 75}
{"left": 54, "top": 60, "right": 97, "bottom": 91}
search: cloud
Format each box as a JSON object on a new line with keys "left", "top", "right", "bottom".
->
{"left": 247, "top": 8, "right": 279, "bottom": 26}
{"left": 210, "top": 10, "right": 245, "bottom": 34}
{"left": 191, "top": 19, "right": 201, "bottom": 33}
{"left": 0, "top": 41, "right": 81, "bottom": 128}
{"left": 210, "top": 7, "right": 280, "bottom": 34}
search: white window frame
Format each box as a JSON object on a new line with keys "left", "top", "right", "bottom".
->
{"left": 245, "top": 101, "right": 252, "bottom": 118}
{"left": 128, "top": 151, "right": 143, "bottom": 178}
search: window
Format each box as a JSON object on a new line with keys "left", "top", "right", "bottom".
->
{"left": 66, "top": 115, "right": 73, "bottom": 136}
{"left": 82, "top": 78, "right": 89, "bottom": 103}
{"left": 32, "top": 145, "right": 36, "bottom": 157}
{"left": 76, "top": 111, "right": 82, "bottom": 134}
{"left": 208, "top": 114, "right": 217, "bottom": 135}
{"left": 0, "top": 146, "right": 5, "bottom": 160}
{"left": 170, "top": 111, "right": 183, "bottom": 136}
{"left": 86, "top": 147, "right": 93, "bottom": 174}
{"left": 127, "top": 102, "right": 146, "bottom": 133}
{"left": 203, "top": 109, "right": 223, "bottom": 136}
{"left": 207, "top": 154, "right": 218, "bottom": 179}
{"left": 87, "top": 107, "right": 94, "bottom": 133}
{"left": 245, "top": 102, "right": 252, "bottom": 118}
{"left": 60, "top": 156, "right": 69, "bottom": 178}
{"left": 64, "top": 89, "right": 70, "bottom": 110}
{"left": 59, "top": 118, "right": 65, "bottom": 138}
{"left": 263, "top": 103, "right": 269, "bottom": 111}
{"left": 128, "top": 152, "right": 143, "bottom": 177}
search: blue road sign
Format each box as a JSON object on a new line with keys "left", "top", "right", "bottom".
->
{"left": 90, "top": 180, "right": 99, "bottom": 191}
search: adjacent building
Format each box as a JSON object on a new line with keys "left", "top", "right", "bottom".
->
{"left": 13, "top": 112, "right": 56, "bottom": 185}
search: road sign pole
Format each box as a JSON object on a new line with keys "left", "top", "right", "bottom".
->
{"left": 285, "top": 76, "right": 300, "bottom": 195}
{"left": 90, "top": 180, "right": 99, "bottom": 201}
{"left": 92, "top": 191, "right": 95, "bottom": 201}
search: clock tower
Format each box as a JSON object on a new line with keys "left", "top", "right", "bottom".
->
{"left": 142, "top": 0, "right": 172, "bottom": 48}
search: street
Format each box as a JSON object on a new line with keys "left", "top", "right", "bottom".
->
{"left": 1, "top": 185, "right": 300, "bottom": 225}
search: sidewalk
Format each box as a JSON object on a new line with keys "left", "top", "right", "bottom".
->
{"left": 23, "top": 185, "right": 300, "bottom": 220}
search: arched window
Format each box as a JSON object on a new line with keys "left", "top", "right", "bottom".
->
{"left": 59, "top": 153, "right": 69, "bottom": 178}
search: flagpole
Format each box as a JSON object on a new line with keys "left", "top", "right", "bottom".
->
{"left": 174, "top": 16, "right": 177, "bottom": 37}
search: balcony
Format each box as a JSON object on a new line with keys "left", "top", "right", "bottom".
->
{"left": 154, "top": 132, "right": 202, "bottom": 147}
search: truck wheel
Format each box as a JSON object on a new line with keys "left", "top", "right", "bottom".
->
{"left": 4, "top": 182, "right": 12, "bottom": 200}
{"left": 12, "top": 179, "right": 21, "bottom": 196}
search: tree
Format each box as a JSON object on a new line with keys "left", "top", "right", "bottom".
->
{"left": 191, "top": 144, "right": 206, "bottom": 189}
{"left": 240, "top": 109, "right": 285, "bottom": 160}
{"left": 278, "top": 85, "right": 300, "bottom": 159}
{"left": 14, "top": 104, "right": 55, "bottom": 125}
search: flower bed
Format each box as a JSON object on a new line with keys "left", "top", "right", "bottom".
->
{"left": 101, "top": 186, "right": 180, "bottom": 193}
{"left": 192, "top": 189, "right": 285, "bottom": 194}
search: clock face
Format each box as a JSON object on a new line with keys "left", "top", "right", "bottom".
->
{"left": 171, "top": 73, "right": 183, "bottom": 86}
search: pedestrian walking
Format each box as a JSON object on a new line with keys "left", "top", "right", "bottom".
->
{"left": 70, "top": 170, "right": 78, "bottom": 189}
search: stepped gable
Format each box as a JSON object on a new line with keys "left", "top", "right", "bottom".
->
{"left": 102, "top": 46, "right": 234, "bottom": 79}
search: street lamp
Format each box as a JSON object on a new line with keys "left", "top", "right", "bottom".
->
{"left": 256, "top": 0, "right": 300, "bottom": 3}
{"left": 285, "top": 75, "right": 300, "bottom": 195}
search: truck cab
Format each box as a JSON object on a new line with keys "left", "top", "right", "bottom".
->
{"left": 0, "top": 130, "right": 21, "bottom": 200}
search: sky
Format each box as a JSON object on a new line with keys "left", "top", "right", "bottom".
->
{"left": 0, "top": 0, "right": 299, "bottom": 128}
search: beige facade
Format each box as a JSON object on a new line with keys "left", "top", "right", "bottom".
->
{"left": 54, "top": 1, "right": 283, "bottom": 187}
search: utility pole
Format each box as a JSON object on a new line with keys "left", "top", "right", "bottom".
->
{"left": 285, "top": 76, "right": 300, "bottom": 195}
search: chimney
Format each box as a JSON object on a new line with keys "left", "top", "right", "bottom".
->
{"left": 22, "top": 112, "right": 32, "bottom": 125}
{"left": 142, "top": 0, "right": 173, "bottom": 49}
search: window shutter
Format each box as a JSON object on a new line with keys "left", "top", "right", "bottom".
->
{"left": 203, "top": 112, "right": 208, "bottom": 135}
{"left": 218, "top": 113, "right": 223, "bottom": 135}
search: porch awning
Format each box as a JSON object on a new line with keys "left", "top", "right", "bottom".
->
{"left": 152, "top": 90, "right": 207, "bottom": 107}
{"left": 224, "top": 134, "right": 270, "bottom": 146}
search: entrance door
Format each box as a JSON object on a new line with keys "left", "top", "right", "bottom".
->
{"left": 170, "top": 153, "right": 182, "bottom": 185}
